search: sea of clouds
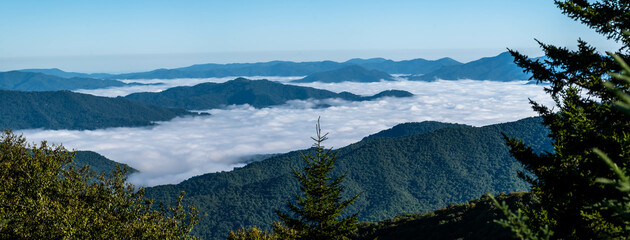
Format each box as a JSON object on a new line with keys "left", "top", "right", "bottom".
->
{"left": 20, "top": 77, "right": 554, "bottom": 186}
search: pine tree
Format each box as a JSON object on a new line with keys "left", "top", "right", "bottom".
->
{"left": 227, "top": 226, "right": 276, "bottom": 240}
{"left": 505, "top": 1, "right": 630, "bottom": 238}
{"left": 274, "top": 119, "right": 359, "bottom": 240}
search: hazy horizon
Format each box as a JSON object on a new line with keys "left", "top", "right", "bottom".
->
{"left": 1, "top": 1, "right": 621, "bottom": 73}
{"left": 0, "top": 48, "right": 543, "bottom": 74}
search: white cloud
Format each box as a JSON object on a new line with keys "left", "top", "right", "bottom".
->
{"left": 19, "top": 79, "right": 553, "bottom": 187}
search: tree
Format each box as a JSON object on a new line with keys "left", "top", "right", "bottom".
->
{"left": 504, "top": 1, "right": 630, "bottom": 238}
{"left": 227, "top": 226, "right": 275, "bottom": 240}
{"left": 274, "top": 119, "right": 359, "bottom": 240}
{"left": 0, "top": 130, "right": 199, "bottom": 239}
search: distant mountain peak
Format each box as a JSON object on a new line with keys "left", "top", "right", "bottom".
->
{"left": 232, "top": 77, "right": 251, "bottom": 82}
{"left": 409, "top": 51, "right": 530, "bottom": 81}
{"left": 292, "top": 65, "right": 393, "bottom": 83}
{"left": 344, "top": 57, "right": 389, "bottom": 64}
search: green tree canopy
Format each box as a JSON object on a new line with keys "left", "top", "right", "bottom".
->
{"left": 506, "top": 0, "right": 630, "bottom": 238}
{"left": 0, "top": 130, "right": 199, "bottom": 239}
{"left": 274, "top": 119, "right": 359, "bottom": 240}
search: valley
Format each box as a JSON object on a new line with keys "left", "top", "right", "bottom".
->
{"left": 3, "top": 52, "right": 551, "bottom": 238}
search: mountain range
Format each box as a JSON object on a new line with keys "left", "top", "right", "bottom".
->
{"left": 103, "top": 57, "right": 461, "bottom": 80}
{"left": 143, "top": 117, "right": 550, "bottom": 239}
{"left": 125, "top": 78, "right": 413, "bottom": 110}
{"left": 15, "top": 51, "right": 532, "bottom": 81}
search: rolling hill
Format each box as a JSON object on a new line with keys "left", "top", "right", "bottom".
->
{"left": 144, "top": 117, "right": 550, "bottom": 239}
{"left": 351, "top": 192, "right": 535, "bottom": 240}
{"left": 0, "top": 90, "right": 201, "bottom": 130}
{"left": 125, "top": 78, "right": 413, "bottom": 110}
{"left": 0, "top": 71, "right": 130, "bottom": 91}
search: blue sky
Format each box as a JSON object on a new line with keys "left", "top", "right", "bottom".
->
{"left": 0, "top": 0, "right": 621, "bottom": 73}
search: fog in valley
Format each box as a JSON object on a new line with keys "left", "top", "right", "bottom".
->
{"left": 20, "top": 78, "right": 553, "bottom": 186}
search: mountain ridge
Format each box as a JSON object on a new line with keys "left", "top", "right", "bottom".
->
{"left": 0, "top": 90, "right": 201, "bottom": 130}
{"left": 18, "top": 57, "right": 461, "bottom": 79}
{"left": 0, "top": 71, "right": 133, "bottom": 91}
{"left": 14, "top": 53, "right": 535, "bottom": 82}
{"left": 125, "top": 78, "right": 413, "bottom": 110}
{"left": 144, "top": 116, "right": 550, "bottom": 239}
{"left": 410, "top": 52, "right": 531, "bottom": 81}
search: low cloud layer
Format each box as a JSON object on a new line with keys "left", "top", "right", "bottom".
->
{"left": 76, "top": 76, "right": 303, "bottom": 97}
{"left": 21, "top": 79, "right": 553, "bottom": 187}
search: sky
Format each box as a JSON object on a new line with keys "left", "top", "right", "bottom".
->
{"left": 19, "top": 78, "right": 553, "bottom": 186}
{"left": 0, "top": 0, "right": 621, "bottom": 73}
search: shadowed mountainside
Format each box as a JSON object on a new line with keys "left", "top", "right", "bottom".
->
{"left": 0, "top": 90, "right": 201, "bottom": 130}
{"left": 1, "top": 71, "right": 130, "bottom": 91}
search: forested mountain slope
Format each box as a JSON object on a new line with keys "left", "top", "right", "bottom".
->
{"left": 0, "top": 90, "right": 199, "bottom": 130}
{"left": 144, "top": 117, "right": 550, "bottom": 239}
{"left": 125, "top": 78, "right": 412, "bottom": 110}
{"left": 72, "top": 151, "right": 138, "bottom": 176}
{"left": 0, "top": 71, "right": 128, "bottom": 91}
{"left": 363, "top": 121, "right": 469, "bottom": 140}
{"left": 351, "top": 192, "right": 535, "bottom": 240}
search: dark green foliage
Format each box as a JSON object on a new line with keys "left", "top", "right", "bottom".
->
{"left": 489, "top": 194, "right": 552, "bottom": 240}
{"left": 0, "top": 130, "right": 199, "bottom": 239}
{"left": 228, "top": 226, "right": 276, "bottom": 240}
{"left": 274, "top": 121, "right": 358, "bottom": 239}
{"left": 0, "top": 71, "right": 128, "bottom": 91}
{"left": 292, "top": 65, "right": 393, "bottom": 83}
{"left": 411, "top": 52, "right": 531, "bottom": 81}
{"left": 351, "top": 192, "right": 537, "bottom": 240}
{"left": 72, "top": 151, "right": 138, "bottom": 176}
{"left": 125, "top": 78, "right": 413, "bottom": 110}
{"left": 0, "top": 90, "right": 199, "bottom": 130}
{"left": 362, "top": 121, "right": 468, "bottom": 140}
{"left": 144, "top": 117, "right": 550, "bottom": 240}
{"left": 503, "top": 1, "right": 630, "bottom": 238}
